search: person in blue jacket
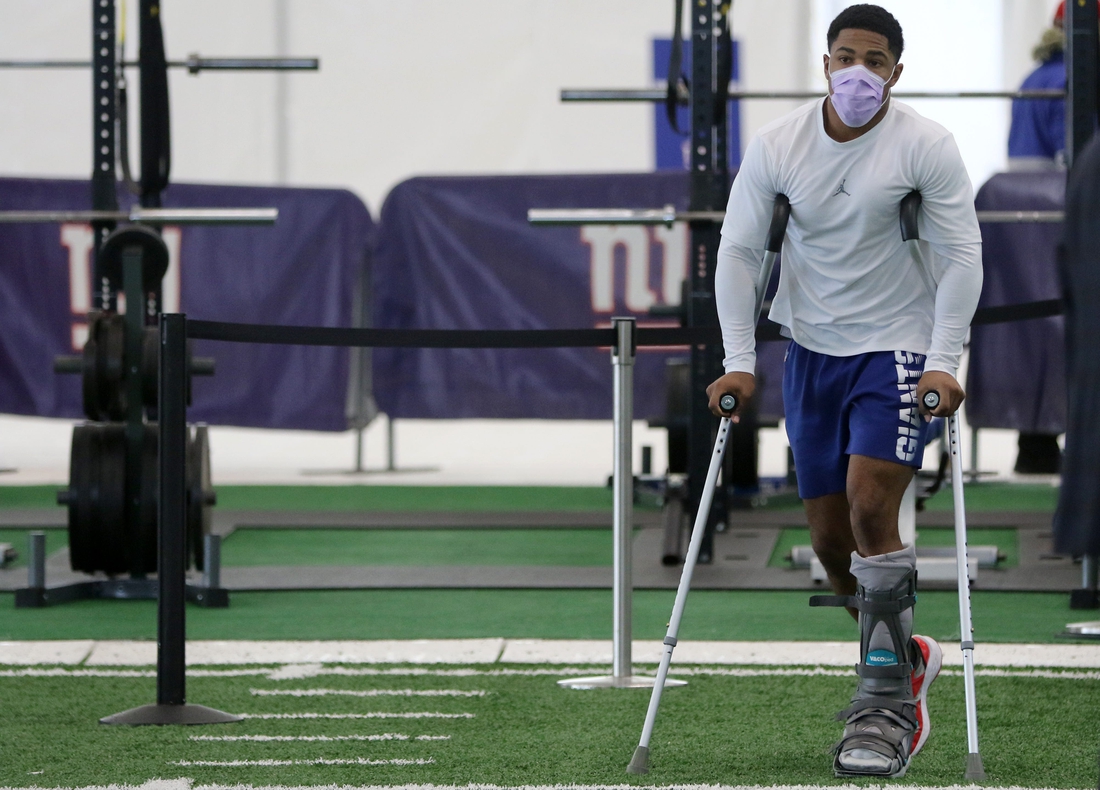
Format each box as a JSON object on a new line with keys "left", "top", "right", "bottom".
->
{"left": 1007, "top": 3, "right": 1069, "bottom": 170}
{"left": 1005, "top": 2, "right": 1086, "bottom": 473}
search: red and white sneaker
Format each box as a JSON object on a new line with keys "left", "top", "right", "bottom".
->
{"left": 910, "top": 635, "right": 943, "bottom": 757}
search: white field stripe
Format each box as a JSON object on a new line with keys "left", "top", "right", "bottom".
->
{"left": 189, "top": 734, "right": 452, "bottom": 742}
{"left": 250, "top": 688, "right": 487, "bottom": 698}
{"left": 0, "top": 783, "right": 1079, "bottom": 790}
{"left": 171, "top": 758, "right": 434, "bottom": 767}
{"left": 2, "top": 638, "right": 1095, "bottom": 668}
{"left": 1, "top": 665, "right": 1098, "bottom": 680}
{"left": 185, "top": 786, "right": 1089, "bottom": 790}
{"left": 1, "top": 665, "right": 1097, "bottom": 681}
{"left": 268, "top": 665, "right": 1100, "bottom": 681}
{"left": 237, "top": 712, "right": 473, "bottom": 720}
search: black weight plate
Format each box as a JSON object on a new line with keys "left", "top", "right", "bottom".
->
{"left": 142, "top": 327, "right": 158, "bottom": 408}
{"left": 80, "top": 336, "right": 100, "bottom": 420}
{"left": 66, "top": 425, "right": 95, "bottom": 572}
{"left": 98, "top": 225, "right": 169, "bottom": 291}
{"left": 187, "top": 424, "right": 213, "bottom": 570}
{"left": 95, "top": 424, "right": 130, "bottom": 576}
{"left": 66, "top": 423, "right": 128, "bottom": 575}
{"left": 100, "top": 315, "right": 128, "bottom": 421}
{"left": 135, "top": 422, "right": 159, "bottom": 575}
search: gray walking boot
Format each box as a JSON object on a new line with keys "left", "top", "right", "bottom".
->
{"left": 811, "top": 547, "right": 918, "bottom": 778}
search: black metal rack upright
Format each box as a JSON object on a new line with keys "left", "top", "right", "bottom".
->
{"left": 684, "top": 1, "right": 740, "bottom": 562}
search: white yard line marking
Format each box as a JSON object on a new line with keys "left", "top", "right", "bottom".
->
{"left": 1, "top": 665, "right": 1098, "bottom": 680}
{"left": 189, "top": 734, "right": 451, "bottom": 742}
{"left": 1, "top": 665, "right": 1097, "bottom": 680}
{"left": 3, "top": 638, "right": 1096, "bottom": 668}
{"left": 250, "top": 688, "right": 486, "bottom": 697}
{"left": 0, "top": 781, "right": 1082, "bottom": 790}
{"left": 171, "top": 758, "right": 435, "bottom": 767}
{"left": 237, "top": 712, "right": 474, "bottom": 719}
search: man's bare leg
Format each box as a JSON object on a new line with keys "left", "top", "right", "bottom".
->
{"left": 809, "top": 457, "right": 919, "bottom": 778}
{"left": 804, "top": 492, "right": 858, "bottom": 617}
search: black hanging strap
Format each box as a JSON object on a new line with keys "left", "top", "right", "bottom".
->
{"left": 666, "top": 0, "right": 687, "bottom": 134}
{"left": 139, "top": 0, "right": 171, "bottom": 204}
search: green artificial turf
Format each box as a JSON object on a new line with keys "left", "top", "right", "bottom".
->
{"left": 922, "top": 481, "right": 1060, "bottom": 512}
{"left": 768, "top": 527, "right": 1019, "bottom": 568}
{"left": 221, "top": 528, "right": 617, "bottom": 567}
{"left": 0, "top": 667, "right": 1096, "bottom": 787}
{"left": 0, "top": 482, "right": 1060, "bottom": 513}
{"left": 0, "top": 588, "right": 1080, "bottom": 643}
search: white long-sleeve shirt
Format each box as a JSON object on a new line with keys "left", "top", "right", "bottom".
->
{"left": 717, "top": 98, "right": 984, "bottom": 377}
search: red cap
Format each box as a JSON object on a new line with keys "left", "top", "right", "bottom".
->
{"left": 1056, "top": 1, "right": 1100, "bottom": 26}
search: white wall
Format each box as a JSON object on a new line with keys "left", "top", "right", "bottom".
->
{"left": 0, "top": 0, "right": 825, "bottom": 214}
{"left": 0, "top": 1, "right": 1064, "bottom": 210}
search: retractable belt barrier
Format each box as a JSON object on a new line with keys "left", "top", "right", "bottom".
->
{"left": 187, "top": 297, "right": 1065, "bottom": 349}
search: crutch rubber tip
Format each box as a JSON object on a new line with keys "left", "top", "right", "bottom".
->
{"left": 965, "top": 753, "right": 986, "bottom": 780}
{"left": 626, "top": 745, "right": 650, "bottom": 775}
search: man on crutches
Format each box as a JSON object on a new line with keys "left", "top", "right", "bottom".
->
{"left": 707, "top": 4, "right": 983, "bottom": 778}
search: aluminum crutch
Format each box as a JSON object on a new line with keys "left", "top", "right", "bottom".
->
{"left": 754, "top": 194, "right": 791, "bottom": 322}
{"left": 627, "top": 393, "right": 737, "bottom": 775}
{"left": 923, "top": 390, "right": 986, "bottom": 780}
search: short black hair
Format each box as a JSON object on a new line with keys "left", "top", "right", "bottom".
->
{"left": 827, "top": 4, "right": 904, "bottom": 64}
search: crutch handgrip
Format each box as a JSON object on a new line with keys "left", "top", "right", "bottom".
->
{"left": 900, "top": 190, "right": 922, "bottom": 242}
{"left": 719, "top": 394, "right": 738, "bottom": 414}
{"left": 765, "top": 194, "right": 791, "bottom": 253}
{"left": 922, "top": 390, "right": 940, "bottom": 411}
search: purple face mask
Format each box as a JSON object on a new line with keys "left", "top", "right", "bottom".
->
{"left": 828, "top": 63, "right": 894, "bottom": 128}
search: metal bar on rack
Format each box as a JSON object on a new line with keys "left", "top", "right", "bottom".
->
{"left": 0, "top": 56, "right": 318, "bottom": 72}
{"left": 559, "top": 88, "right": 1066, "bottom": 102}
{"left": 0, "top": 208, "right": 278, "bottom": 224}
{"left": 527, "top": 208, "right": 1065, "bottom": 226}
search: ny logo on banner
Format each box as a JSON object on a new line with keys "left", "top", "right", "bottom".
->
{"left": 59, "top": 224, "right": 183, "bottom": 351}
{"left": 583, "top": 223, "right": 688, "bottom": 314}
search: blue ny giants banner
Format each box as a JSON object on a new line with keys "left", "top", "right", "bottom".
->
{"left": 371, "top": 172, "right": 787, "bottom": 421}
{"left": 0, "top": 177, "right": 372, "bottom": 431}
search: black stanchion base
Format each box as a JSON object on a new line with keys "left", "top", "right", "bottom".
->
{"left": 14, "top": 580, "right": 229, "bottom": 608}
{"left": 1070, "top": 588, "right": 1100, "bottom": 609}
{"left": 100, "top": 703, "right": 242, "bottom": 726}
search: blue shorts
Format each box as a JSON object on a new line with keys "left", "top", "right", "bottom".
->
{"left": 783, "top": 342, "right": 929, "bottom": 500}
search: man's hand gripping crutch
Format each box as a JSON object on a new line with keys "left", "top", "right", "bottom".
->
{"left": 902, "top": 190, "right": 986, "bottom": 781}
{"left": 626, "top": 193, "right": 790, "bottom": 776}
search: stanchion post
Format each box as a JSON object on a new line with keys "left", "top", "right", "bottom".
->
{"left": 158, "top": 312, "right": 188, "bottom": 705}
{"left": 611, "top": 317, "right": 636, "bottom": 679}
{"left": 558, "top": 318, "right": 684, "bottom": 690}
{"left": 100, "top": 314, "right": 240, "bottom": 725}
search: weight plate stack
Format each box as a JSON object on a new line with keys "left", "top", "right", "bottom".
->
{"left": 60, "top": 422, "right": 215, "bottom": 576}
